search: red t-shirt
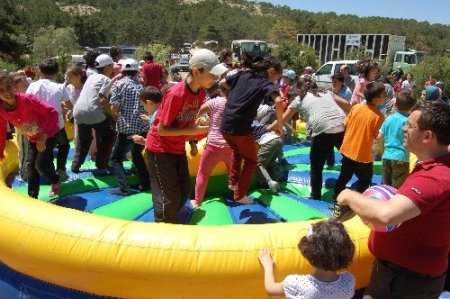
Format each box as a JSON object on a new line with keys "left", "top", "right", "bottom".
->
{"left": 141, "top": 61, "right": 163, "bottom": 88}
{"left": 146, "top": 81, "right": 206, "bottom": 154}
{"left": 0, "top": 93, "right": 59, "bottom": 159}
{"left": 369, "top": 154, "right": 450, "bottom": 276}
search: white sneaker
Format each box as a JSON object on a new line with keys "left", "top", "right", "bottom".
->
{"left": 267, "top": 180, "right": 279, "bottom": 193}
{"left": 236, "top": 196, "right": 254, "bottom": 204}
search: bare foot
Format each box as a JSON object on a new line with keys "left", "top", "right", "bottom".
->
{"left": 236, "top": 196, "right": 254, "bottom": 204}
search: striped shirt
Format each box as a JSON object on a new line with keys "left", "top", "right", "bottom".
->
{"left": 206, "top": 97, "right": 229, "bottom": 148}
{"left": 110, "top": 76, "right": 149, "bottom": 134}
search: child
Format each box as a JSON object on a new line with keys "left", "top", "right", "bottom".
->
{"left": 332, "top": 82, "right": 386, "bottom": 218}
{"left": 10, "top": 71, "right": 30, "bottom": 181}
{"left": 192, "top": 84, "right": 233, "bottom": 208}
{"left": 26, "top": 58, "right": 72, "bottom": 181}
{"left": 72, "top": 54, "right": 120, "bottom": 173}
{"left": 0, "top": 73, "right": 61, "bottom": 198}
{"left": 145, "top": 49, "right": 227, "bottom": 223}
{"left": 258, "top": 220, "right": 355, "bottom": 298}
{"left": 350, "top": 59, "right": 379, "bottom": 105}
{"left": 378, "top": 91, "right": 416, "bottom": 188}
{"left": 220, "top": 54, "right": 284, "bottom": 204}
{"left": 252, "top": 121, "right": 283, "bottom": 193}
{"left": 109, "top": 59, "right": 152, "bottom": 195}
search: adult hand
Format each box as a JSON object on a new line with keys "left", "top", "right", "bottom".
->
{"left": 131, "top": 135, "right": 146, "bottom": 145}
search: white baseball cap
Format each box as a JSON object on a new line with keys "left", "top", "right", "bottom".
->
{"left": 189, "top": 49, "right": 227, "bottom": 77}
{"left": 121, "top": 58, "right": 139, "bottom": 71}
{"left": 95, "top": 54, "right": 114, "bottom": 68}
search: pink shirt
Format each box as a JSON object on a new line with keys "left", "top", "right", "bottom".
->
{"left": 350, "top": 76, "right": 369, "bottom": 105}
{"left": 0, "top": 93, "right": 59, "bottom": 159}
{"left": 205, "top": 97, "right": 230, "bottom": 148}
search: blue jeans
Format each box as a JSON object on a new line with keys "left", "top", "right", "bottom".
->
{"left": 110, "top": 132, "right": 150, "bottom": 192}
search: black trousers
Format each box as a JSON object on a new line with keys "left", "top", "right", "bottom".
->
{"left": 333, "top": 154, "right": 373, "bottom": 201}
{"left": 54, "top": 128, "right": 70, "bottom": 172}
{"left": 310, "top": 131, "right": 344, "bottom": 199}
{"left": 72, "top": 118, "right": 116, "bottom": 171}
{"left": 146, "top": 151, "right": 190, "bottom": 223}
{"left": 363, "top": 259, "right": 446, "bottom": 299}
{"left": 26, "top": 136, "right": 59, "bottom": 199}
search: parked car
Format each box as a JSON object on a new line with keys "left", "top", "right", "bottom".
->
{"left": 175, "top": 58, "right": 190, "bottom": 72}
{"left": 313, "top": 60, "right": 358, "bottom": 89}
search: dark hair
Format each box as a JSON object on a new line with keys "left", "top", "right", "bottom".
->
{"left": 241, "top": 53, "right": 282, "bottom": 77}
{"left": 331, "top": 73, "right": 345, "bottom": 83}
{"left": 355, "top": 59, "right": 379, "bottom": 78}
{"left": 218, "top": 49, "right": 232, "bottom": 63}
{"left": 109, "top": 46, "right": 123, "bottom": 62}
{"left": 122, "top": 70, "right": 138, "bottom": 77}
{"left": 66, "top": 65, "right": 87, "bottom": 84}
{"left": 140, "top": 86, "right": 162, "bottom": 104}
{"left": 298, "top": 220, "right": 355, "bottom": 271}
{"left": 396, "top": 91, "right": 416, "bottom": 112}
{"left": 84, "top": 50, "right": 101, "bottom": 68}
{"left": 412, "top": 101, "right": 450, "bottom": 145}
{"left": 143, "top": 51, "right": 154, "bottom": 61}
{"left": 297, "top": 76, "right": 324, "bottom": 98}
{"left": 39, "top": 58, "right": 59, "bottom": 76}
{"left": 364, "top": 82, "right": 385, "bottom": 103}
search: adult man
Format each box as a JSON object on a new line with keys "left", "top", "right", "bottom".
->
{"left": 141, "top": 51, "right": 163, "bottom": 88}
{"left": 337, "top": 101, "right": 450, "bottom": 298}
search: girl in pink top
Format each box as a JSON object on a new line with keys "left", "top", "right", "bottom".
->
{"left": 350, "top": 59, "right": 379, "bottom": 105}
{"left": 192, "top": 86, "right": 233, "bottom": 208}
{"left": 0, "top": 73, "right": 60, "bottom": 199}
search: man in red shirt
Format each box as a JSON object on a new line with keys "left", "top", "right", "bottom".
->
{"left": 337, "top": 101, "right": 450, "bottom": 298}
{"left": 141, "top": 51, "right": 164, "bottom": 88}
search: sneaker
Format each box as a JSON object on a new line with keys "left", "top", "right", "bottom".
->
{"left": 267, "top": 180, "right": 279, "bottom": 193}
{"left": 330, "top": 204, "right": 355, "bottom": 222}
{"left": 109, "top": 188, "right": 131, "bottom": 196}
{"left": 57, "top": 170, "right": 69, "bottom": 182}
{"left": 48, "top": 182, "right": 61, "bottom": 197}
{"left": 236, "top": 196, "right": 254, "bottom": 204}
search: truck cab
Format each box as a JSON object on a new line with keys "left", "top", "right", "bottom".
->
{"left": 393, "top": 50, "right": 427, "bottom": 72}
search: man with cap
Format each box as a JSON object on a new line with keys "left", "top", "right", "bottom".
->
{"left": 109, "top": 58, "right": 150, "bottom": 195}
{"left": 72, "top": 54, "right": 120, "bottom": 173}
{"left": 145, "top": 49, "right": 227, "bottom": 223}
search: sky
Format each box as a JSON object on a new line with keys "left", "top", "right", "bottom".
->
{"left": 254, "top": 0, "right": 450, "bottom": 25}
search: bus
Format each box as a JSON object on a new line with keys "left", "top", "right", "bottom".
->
{"left": 231, "top": 40, "right": 269, "bottom": 61}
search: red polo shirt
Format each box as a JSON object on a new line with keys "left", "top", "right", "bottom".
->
{"left": 369, "top": 153, "right": 450, "bottom": 276}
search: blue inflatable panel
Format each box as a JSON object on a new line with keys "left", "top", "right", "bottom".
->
{"left": 282, "top": 144, "right": 306, "bottom": 151}
{"left": 287, "top": 171, "right": 383, "bottom": 189}
{"left": 134, "top": 209, "right": 155, "bottom": 222}
{"left": 0, "top": 262, "right": 106, "bottom": 299}
{"left": 279, "top": 191, "right": 333, "bottom": 217}
{"left": 52, "top": 187, "right": 129, "bottom": 212}
{"left": 225, "top": 198, "right": 282, "bottom": 224}
{"left": 286, "top": 153, "right": 343, "bottom": 165}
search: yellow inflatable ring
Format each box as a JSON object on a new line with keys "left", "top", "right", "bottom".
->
{"left": 0, "top": 140, "right": 373, "bottom": 298}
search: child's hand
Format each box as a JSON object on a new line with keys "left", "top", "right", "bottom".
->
{"left": 190, "top": 143, "right": 198, "bottom": 156}
{"left": 258, "top": 248, "right": 274, "bottom": 269}
{"left": 140, "top": 114, "right": 150, "bottom": 123}
{"left": 131, "top": 135, "right": 146, "bottom": 145}
{"left": 36, "top": 134, "right": 47, "bottom": 152}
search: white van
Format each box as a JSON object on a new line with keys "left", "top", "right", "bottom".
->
{"left": 313, "top": 60, "right": 358, "bottom": 89}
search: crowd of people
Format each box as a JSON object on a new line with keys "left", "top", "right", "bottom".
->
{"left": 0, "top": 45, "right": 449, "bottom": 298}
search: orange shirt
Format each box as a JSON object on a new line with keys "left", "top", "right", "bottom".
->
{"left": 340, "top": 104, "right": 384, "bottom": 163}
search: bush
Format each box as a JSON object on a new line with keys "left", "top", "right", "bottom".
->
{"left": 273, "top": 40, "right": 319, "bottom": 76}
{"left": 0, "top": 59, "right": 19, "bottom": 73}
{"left": 134, "top": 43, "right": 172, "bottom": 67}
{"left": 411, "top": 54, "right": 450, "bottom": 97}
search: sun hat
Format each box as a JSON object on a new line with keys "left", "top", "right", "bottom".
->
{"left": 282, "top": 69, "right": 296, "bottom": 80}
{"left": 189, "top": 49, "right": 227, "bottom": 77}
{"left": 95, "top": 54, "right": 114, "bottom": 68}
{"left": 121, "top": 58, "right": 139, "bottom": 71}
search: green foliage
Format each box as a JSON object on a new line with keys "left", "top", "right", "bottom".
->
{"left": 411, "top": 54, "right": 450, "bottom": 97}
{"left": 273, "top": 40, "right": 319, "bottom": 75}
{"left": 267, "top": 18, "right": 298, "bottom": 44}
{"left": 32, "top": 26, "right": 81, "bottom": 63}
{"left": 135, "top": 43, "right": 172, "bottom": 67}
{"left": 0, "top": 59, "right": 19, "bottom": 73}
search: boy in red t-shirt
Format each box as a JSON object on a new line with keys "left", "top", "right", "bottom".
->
{"left": 145, "top": 49, "right": 227, "bottom": 223}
